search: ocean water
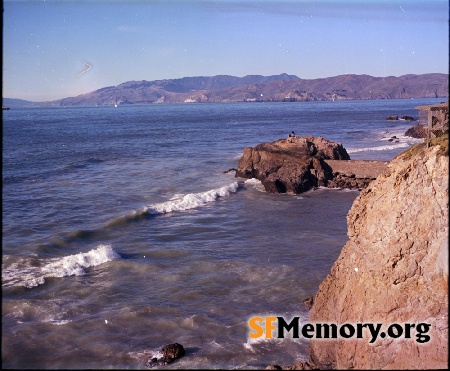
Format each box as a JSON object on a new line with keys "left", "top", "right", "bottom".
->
{"left": 2, "top": 98, "right": 439, "bottom": 369}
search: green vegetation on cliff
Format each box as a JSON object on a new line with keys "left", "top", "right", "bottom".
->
{"left": 396, "top": 132, "right": 449, "bottom": 160}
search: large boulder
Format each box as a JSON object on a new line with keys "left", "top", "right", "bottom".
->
{"left": 161, "top": 343, "right": 185, "bottom": 364}
{"left": 147, "top": 343, "right": 185, "bottom": 367}
{"left": 236, "top": 136, "right": 350, "bottom": 194}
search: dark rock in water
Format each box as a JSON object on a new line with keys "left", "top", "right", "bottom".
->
{"left": 265, "top": 365, "right": 283, "bottom": 370}
{"left": 400, "top": 115, "right": 415, "bottom": 121}
{"left": 386, "top": 115, "right": 398, "bottom": 120}
{"left": 284, "top": 361, "right": 318, "bottom": 370}
{"left": 303, "top": 295, "right": 315, "bottom": 310}
{"left": 388, "top": 136, "right": 399, "bottom": 142}
{"left": 147, "top": 357, "right": 159, "bottom": 367}
{"left": 162, "top": 343, "right": 185, "bottom": 364}
{"left": 147, "top": 343, "right": 185, "bottom": 367}
{"left": 235, "top": 136, "right": 349, "bottom": 194}
{"left": 405, "top": 124, "right": 428, "bottom": 138}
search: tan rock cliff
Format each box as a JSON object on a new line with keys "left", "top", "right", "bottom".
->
{"left": 309, "top": 142, "right": 448, "bottom": 369}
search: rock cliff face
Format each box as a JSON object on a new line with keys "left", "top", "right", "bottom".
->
{"left": 309, "top": 142, "right": 449, "bottom": 369}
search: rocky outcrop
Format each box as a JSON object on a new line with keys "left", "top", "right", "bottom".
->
{"left": 236, "top": 136, "right": 350, "bottom": 194}
{"left": 401, "top": 115, "right": 416, "bottom": 121}
{"left": 325, "top": 160, "right": 388, "bottom": 190}
{"left": 405, "top": 124, "right": 429, "bottom": 138}
{"left": 386, "top": 115, "right": 399, "bottom": 120}
{"left": 309, "top": 140, "right": 449, "bottom": 369}
{"left": 236, "top": 136, "right": 388, "bottom": 194}
{"left": 325, "top": 172, "right": 373, "bottom": 190}
{"left": 386, "top": 115, "right": 416, "bottom": 121}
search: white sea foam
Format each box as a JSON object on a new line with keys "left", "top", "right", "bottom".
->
{"left": 41, "top": 244, "right": 119, "bottom": 278}
{"left": 244, "top": 178, "right": 262, "bottom": 186}
{"left": 244, "top": 327, "right": 293, "bottom": 352}
{"left": 346, "top": 142, "right": 409, "bottom": 153}
{"left": 2, "top": 245, "right": 119, "bottom": 289}
{"left": 143, "top": 182, "right": 240, "bottom": 215}
{"left": 233, "top": 151, "right": 244, "bottom": 160}
{"left": 380, "top": 135, "right": 423, "bottom": 144}
{"left": 316, "top": 186, "right": 359, "bottom": 192}
{"left": 46, "top": 319, "right": 72, "bottom": 326}
{"left": 244, "top": 178, "right": 266, "bottom": 192}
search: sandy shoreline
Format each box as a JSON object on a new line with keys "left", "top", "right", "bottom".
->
{"left": 324, "top": 159, "right": 388, "bottom": 179}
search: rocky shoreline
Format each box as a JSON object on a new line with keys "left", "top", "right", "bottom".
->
{"left": 235, "top": 135, "right": 387, "bottom": 194}
{"left": 144, "top": 136, "right": 447, "bottom": 370}
{"left": 262, "top": 135, "right": 448, "bottom": 370}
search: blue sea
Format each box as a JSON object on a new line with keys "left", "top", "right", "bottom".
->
{"left": 2, "top": 98, "right": 439, "bottom": 369}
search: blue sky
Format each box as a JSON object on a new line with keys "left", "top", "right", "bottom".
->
{"left": 2, "top": 0, "right": 449, "bottom": 101}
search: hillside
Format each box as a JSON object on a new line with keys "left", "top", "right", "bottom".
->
{"left": 2, "top": 98, "right": 36, "bottom": 107}
{"left": 4, "top": 73, "right": 448, "bottom": 107}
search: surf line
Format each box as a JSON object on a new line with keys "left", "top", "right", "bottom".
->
{"left": 103, "top": 181, "right": 242, "bottom": 228}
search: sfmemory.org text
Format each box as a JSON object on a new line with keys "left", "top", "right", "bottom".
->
{"left": 248, "top": 316, "right": 431, "bottom": 344}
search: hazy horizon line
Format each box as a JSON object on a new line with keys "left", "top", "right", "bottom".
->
{"left": 4, "top": 71, "right": 449, "bottom": 103}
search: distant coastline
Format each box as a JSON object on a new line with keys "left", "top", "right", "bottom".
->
{"left": 3, "top": 72, "right": 448, "bottom": 108}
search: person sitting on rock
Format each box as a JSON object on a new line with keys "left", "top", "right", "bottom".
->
{"left": 287, "top": 131, "right": 296, "bottom": 142}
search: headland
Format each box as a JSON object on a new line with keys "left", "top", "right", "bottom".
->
{"left": 236, "top": 134, "right": 448, "bottom": 370}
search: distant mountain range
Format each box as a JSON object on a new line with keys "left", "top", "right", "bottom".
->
{"left": 3, "top": 73, "right": 448, "bottom": 107}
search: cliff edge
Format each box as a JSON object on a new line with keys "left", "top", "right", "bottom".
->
{"left": 309, "top": 136, "right": 449, "bottom": 369}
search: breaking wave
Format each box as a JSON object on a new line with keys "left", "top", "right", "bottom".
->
{"left": 143, "top": 182, "right": 240, "bottom": 215}
{"left": 103, "top": 182, "right": 241, "bottom": 228}
{"left": 2, "top": 244, "right": 120, "bottom": 289}
{"left": 346, "top": 142, "right": 409, "bottom": 153}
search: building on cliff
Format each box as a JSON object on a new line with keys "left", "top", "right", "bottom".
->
{"left": 416, "top": 101, "right": 449, "bottom": 140}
